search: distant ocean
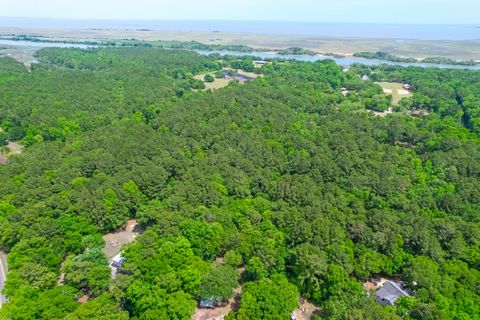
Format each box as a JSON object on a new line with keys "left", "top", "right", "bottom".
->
{"left": 1, "top": 17, "right": 479, "bottom": 41}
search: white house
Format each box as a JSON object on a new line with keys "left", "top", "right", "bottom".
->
{"left": 111, "top": 252, "right": 125, "bottom": 269}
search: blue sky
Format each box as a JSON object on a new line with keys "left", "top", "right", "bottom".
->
{"left": 3, "top": 0, "right": 479, "bottom": 24}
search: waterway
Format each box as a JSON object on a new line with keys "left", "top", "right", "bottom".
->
{"left": 0, "top": 39, "right": 95, "bottom": 49}
{"left": 196, "top": 50, "right": 480, "bottom": 70}
{"left": 1, "top": 39, "right": 479, "bottom": 70}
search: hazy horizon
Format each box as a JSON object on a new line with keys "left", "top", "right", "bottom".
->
{"left": 2, "top": 0, "right": 480, "bottom": 24}
{"left": 1, "top": 16, "right": 479, "bottom": 26}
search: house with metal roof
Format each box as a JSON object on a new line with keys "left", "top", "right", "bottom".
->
{"left": 111, "top": 252, "right": 125, "bottom": 269}
{"left": 375, "top": 280, "right": 410, "bottom": 306}
{"left": 199, "top": 299, "right": 214, "bottom": 309}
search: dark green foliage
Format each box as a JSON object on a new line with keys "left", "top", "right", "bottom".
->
{"left": 277, "top": 47, "right": 317, "bottom": 56}
{"left": 204, "top": 74, "right": 215, "bottom": 82}
{"left": 353, "top": 51, "right": 477, "bottom": 66}
{"left": 214, "top": 70, "right": 226, "bottom": 79}
{"left": 354, "top": 51, "right": 418, "bottom": 63}
{"left": 0, "top": 48, "right": 479, "bottom": 319}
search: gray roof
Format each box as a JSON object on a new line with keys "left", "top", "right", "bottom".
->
{"left": 376, "top": 281, "right": 409, "bottom": 306}
{"left": 199, "top": 300, "right": 214, "bottom": 308}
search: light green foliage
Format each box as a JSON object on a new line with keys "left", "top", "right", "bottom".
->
{"left": 65, "top": 294, "right": 129, "bottom": 320}
{"left": 224, "top": 250, "right": 243, "bottom": 267}
{"left": 237, "top": 275, "right": 299, "bottom": 320}
{"left": 245, "top": 257, "right": 268, "bottom": 281}
{"left": 122, "top": 233, "right": 208, "bottom": 296}
{"left": 200, "top": 264, "right": 239, "bottom": 302}
{"left": 179, "top": 219, "right": 225, "bottom": 260}
{"left": 63, "top": 248, "right": 111, "bottom": 296}
{"left": 125, "top": 281, "right": 195, "bottom": 320}
{"left": 0, "top": 286, "right": 78, "bottom": 320}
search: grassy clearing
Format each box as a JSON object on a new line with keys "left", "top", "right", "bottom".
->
{"left": 376, "top": 82, "right": 412, "bottom": 105}
{"left": 194, "top": 73, "right": 231, "bottom": 90}
{"left": 224, "top": 67, "right": 261, "bottom": 79}
{"left": 194, "top": 68, "right": 262, "bottom": 91}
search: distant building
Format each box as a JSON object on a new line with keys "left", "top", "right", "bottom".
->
{"left": 199, "top": 299, "right": 215, "bottom": 309}
{"left": 361, "top": 75, "right": 369, "bottom": 81}
{"left": 111, "top": 253, "right": 125, "bottom": 269}
{"left": 403, "top": 84, "right": 411, "bottom": 90}
{"left": 376, "top": 281, "right": 410, "bottom": 306}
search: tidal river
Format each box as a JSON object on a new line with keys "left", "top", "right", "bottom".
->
{"left": 1, "top": 39, "right": 479, "bottom": 70}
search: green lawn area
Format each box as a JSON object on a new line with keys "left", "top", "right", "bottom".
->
{"left": 376, "top": 82, "right": 412, "bottom": 105}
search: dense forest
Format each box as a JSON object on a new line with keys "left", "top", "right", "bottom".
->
{"left": 0, "top": 47, "right": 479, "bottom": 320}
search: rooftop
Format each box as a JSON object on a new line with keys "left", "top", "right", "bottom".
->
{"left": 376, "top": 281, "right": 409, "bottom": 306}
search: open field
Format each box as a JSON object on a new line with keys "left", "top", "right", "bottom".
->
{"left": 1, "top": 27, "right": 480, "bottom": 60}
{"left": 232, "top": 69, "right": 260, "bottom": 79}
{"left": 194, "top": 73, "right": 231, "bottom": 90}
{"left": 194, "top": 68, "right": 260, "bottom": 91}
{"left": 376, "top": 82, "right": 412, "bottom": 105}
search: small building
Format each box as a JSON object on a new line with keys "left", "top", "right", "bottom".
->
{"left": 403, "top": 84, "right": 411, "bottom": 90}
{"left": 376, "top": 281, "right": 410, "bottom": 306}
{"left": 199, "top": 299, "right": 215, "bottom": 309}
{"left": 361, "top": 75, "right": 369, "bottom": 81}
{"left": 111, "top": 253, "right": 125, "bottom": 269}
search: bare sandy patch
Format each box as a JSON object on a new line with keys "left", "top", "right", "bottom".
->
{"left": 382, "top": 88, "right": 393, "bottom": 94}
{"left": 0, "top": 140, "right": 24, "bottom": 165}
{"left": 371, "top": 107, "right": 394, "bottom": 117}
{"left": 103, "top": 219, "right": 141, "bottom": 259}
{"left": 192, "top": 286, "right": 241, "bottom": 320}
{"left": 396, "top": 89, "right": 410, "bottom": 95}
{"left": 292, "top": 300, "right": 321, "bottom": 320}
{"left": 5, "top": 141, "right": 23, "bottom": 155}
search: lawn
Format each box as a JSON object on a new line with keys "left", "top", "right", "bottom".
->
{"left": 376, "top": 82, "right": 412, "bottom": 105}
{"left": 194, "top": 73, "right": 231, "bottom": 90}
